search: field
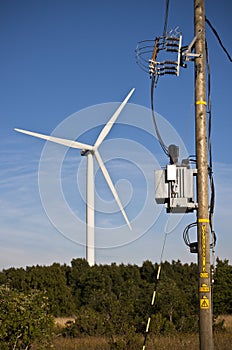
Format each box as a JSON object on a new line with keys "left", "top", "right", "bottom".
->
{"left": 50, "top": 333, "right": 232, "bottom": 350}
{"left": 45, "top": 315, "right": 232, "bottom": 350}
{"left": 217, "top": 314, "right": 232, "bottom": 331}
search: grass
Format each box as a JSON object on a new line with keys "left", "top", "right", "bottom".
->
{"left": 32, "top": 315, "right": 232, "bottom": 349}
{"left": 55, "top": 317, "right": 76, "bottom": 328}
{"left": 147, "top": 333, "right": 232, "bottom": 350}
{"left": 49, "top": 332, "right": 232, "bottom": 350}
{"left": 217, "top": 314, "right": 232, "bottom": 331}
{"left": 51, "top": 336, "right": 109, "bottom": 350}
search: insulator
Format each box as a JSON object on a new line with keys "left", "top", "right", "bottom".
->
{"left": 136, "top": 33, "right": 182, "bottom": 78}
{"left": 163, "top": 60, "right": 177, "bottom": 64}
{"left": 166, "top": 37, "right": 180, "bottom": 42}
{"left": 166, "top": 43, "right": 179, "bottom": 48}
{"left": 166, "top": 49, "right": 179, "bottom": 53}
{"left": 164, "top": 66, "right": 177, "bottom": 70}
{"left": 164, "top": 71, "right": 177, "bottom": 75}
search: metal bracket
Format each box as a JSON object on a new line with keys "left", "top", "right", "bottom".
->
{"left": 181, "top": 30, "right": 202, "bottom": 64}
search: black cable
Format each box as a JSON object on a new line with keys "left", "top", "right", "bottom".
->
{"left": 183, "top": 222, "right": 197, "bottom": 247}
{"left": 151, "top": 77, "right": 169, "bottom": 156}
{"left": 163, "top": 0, "right": 170, "bottom": 37}
{"left": 205, "top": 38, "right": 217, "bottom": 248}
{"left": 141, "top": 232, "right": 168, "bottom": 350}
{"left": 205, "top": 17, "right": 232, "bottom": 63}
{"left": 188, "top": 155, "right": 197, "bottom": 164}
{"left": 183, "top": 40, "right": 217, "bottom": 253}
{"left": 183, "top": 221, "right": 216, "bottom": 251}
{"left": 149, "top": 1, "right": 171, "bottom": 157}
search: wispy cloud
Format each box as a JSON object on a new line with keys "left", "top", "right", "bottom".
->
{"left": 1, "top": 132, "right": 232, "bottom": 268}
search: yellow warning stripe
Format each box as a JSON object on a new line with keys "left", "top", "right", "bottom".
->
{"left": 198, "top": 218, "right": 210, "bottom": 223}
{"left": 196, "top": 100, "right": 207, "bottom": 105}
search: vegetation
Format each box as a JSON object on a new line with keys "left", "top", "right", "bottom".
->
{"left": 0, "top": 286, "right": 54, "bottom": 349}
{"left": 0, "top": 258, "right": 231, "bottom": 349}
{"left": 49, "top": 332, "right": 232, "bottom": 350}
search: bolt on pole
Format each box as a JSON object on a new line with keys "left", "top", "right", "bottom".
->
{"left": 194, "top": 0, "right": 214, "bottom": 349}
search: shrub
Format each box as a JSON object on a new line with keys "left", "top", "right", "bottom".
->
{"left": 0, "top": 286, "right": 54, "bottom": 349}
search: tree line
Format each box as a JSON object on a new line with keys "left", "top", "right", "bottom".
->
{"left": 0, "top": 258, "right": 231, "bottom": 347}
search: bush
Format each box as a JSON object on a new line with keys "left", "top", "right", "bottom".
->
{"left": 0, "top": 286, "right": 54, "bottom": 349}
{"left": 63, "top": 307, "right": 105, "bottom": 337}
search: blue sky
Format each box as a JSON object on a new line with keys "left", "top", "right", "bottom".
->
{"left": 1, "top": 0, "right": 232, "bottom": 269}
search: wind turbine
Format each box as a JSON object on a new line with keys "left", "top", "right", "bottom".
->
{"left": 14, "top": 88, "right": 134, "bottom": 266}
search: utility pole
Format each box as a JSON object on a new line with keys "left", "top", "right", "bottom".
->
{"left": 194, "top": 0, "right": 214, "bottom": 349}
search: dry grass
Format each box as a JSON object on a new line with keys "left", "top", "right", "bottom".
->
{"left": 52, "top": 336, "right": 109, "bottom": 350}
{"left": 50, "top": 315, "right": 232, "bottom": 350}
{"left": 217, "top": 314, "right": 232, "bottom": 331}
{"left": 55, "top": 317, "right": 75, "bottom": 328}
{"left": 145, "top": 334, "right": 199, "bottom": 350}
{"left": 147, "top": 333, "right": 232, "bottom": 350}
{"left": 50, "top": 332, "right": 232, "bottom": 350}
{"left": 214, "top": 332, "right": 232, "bottom": 350}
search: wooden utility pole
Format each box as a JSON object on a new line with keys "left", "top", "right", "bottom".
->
{"left": 194, "top": 0, "right": 213, "bottom": 349}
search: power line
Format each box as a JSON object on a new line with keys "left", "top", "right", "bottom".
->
{"left": 162, "top": 0, "right": 170, "bottom": 37}
{"left": 149, "top": 0, "right": 171, "bottom": 158}
{"left": 205, "top": 17, "right": 232, "bottom": 62}
{"left": 183, "top": 38, "right": 217, "bottom": 257}
{"left": 151, "top": 77, "right": 169, "bottom": 156}
{"left": 141, "top": 231, "right": 168, "bottom": 350}
{"left": 205, "top": 38, "right": 217, "bottom": 276}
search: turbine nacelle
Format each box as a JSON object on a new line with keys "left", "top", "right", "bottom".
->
{"left": 81, "top": 149, "right": 92, "bottom": 156}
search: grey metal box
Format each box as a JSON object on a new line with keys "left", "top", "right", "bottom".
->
{"left": 155, "top": 166, "right": 197, "bottom": 213}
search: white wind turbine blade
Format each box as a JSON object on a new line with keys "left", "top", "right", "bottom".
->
{"left": 14, "top": 128, "right": 93, "bottom": 151}
{"left": 94, "top": 88, "right": 135, "bottom": 149}
{"left": 94, "top": 149, "right": 132, "bottom": 230}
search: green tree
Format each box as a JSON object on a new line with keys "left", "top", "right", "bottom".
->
{"left": 25, "top": 263, "right": 75, "bottom": 316}
{"left": 2, "top": 258, "right": 231, "bottom": 338}
{"left": 69, "top": 258, "right": 90, "bottom": 308}
{"left": 0, "top": 286, "right": 54, "bottom": 349}
{"left": 2, "top": 267, "right": 27, "bottom": 291}
{"left": 140, "top": 260, "right": 155, "bottom": 283}
{"left": 213, "top": 258, "right": 232, "bottom": 315}
{"left": 64, "top": 306, "right": 105, "bottom": 337}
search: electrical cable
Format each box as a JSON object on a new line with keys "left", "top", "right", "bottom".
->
{"left": 141, "top": 231, "right": 168, "bottom": 350}
{"left": 182, "top": 38, "right": 217, "bottom": 256}
{"left": 151, "top": 77, "right": 169, "bottom": 156}
{"left": 205, "top": 38, "right": 217, "bottom": 283}
{"left": 205, "top": 39, "right": 216, "bottom": 236}
{"left": 183, "top": 222, "right": 197, "bottom": 247}
{"left": 188, "top": 154, "right": 197, "bottom": 164}
{"left": 162, "top": 0, "right": 170, "bottom": 37}
{"left": 205, "top": 17, "right": 232, "bottom": 63}
{"left": 183, "top": 220, "right": 215, "bottom": 251}
{"left": 149, "top": 1, "right": 180, "bottom": 161}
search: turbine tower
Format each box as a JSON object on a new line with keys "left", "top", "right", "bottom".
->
{"left": 15, "top": 88, "right": 134, "bottom": 266}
